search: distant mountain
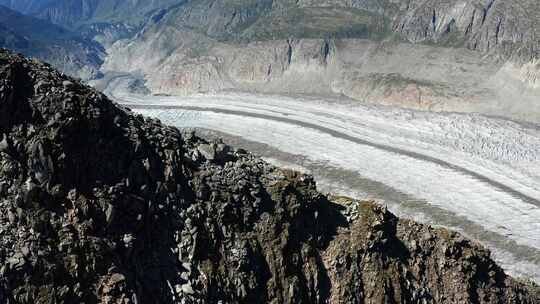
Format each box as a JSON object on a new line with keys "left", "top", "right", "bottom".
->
{"left": 0, "top": 5, "right": 104, "bottom": 80}
{"left": 0, "top": 0, "right": 181, "bottom": 28}
{"left": 3, "top": 0, "right": 538, "bottom": 121}
{"left": 0, "top": 0, "right": 181, "bottom": 47}
{"left": 0, "top": 0, "right": 57, "bottom": 15}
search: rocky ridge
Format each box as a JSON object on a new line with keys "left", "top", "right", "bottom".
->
{"left": 1, "top": 49, "right": 539, "bottom": 303}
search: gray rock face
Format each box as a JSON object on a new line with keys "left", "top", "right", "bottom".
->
{"left": 1, "top": 50, "right": 539, "bottom": 303}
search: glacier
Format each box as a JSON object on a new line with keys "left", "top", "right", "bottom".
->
{"left": 111, "top": 90, "right": 540, "bottom": 283}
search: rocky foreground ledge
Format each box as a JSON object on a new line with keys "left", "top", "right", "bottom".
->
{"left": 0, "top": 49, "right": 538, "bottom": 303}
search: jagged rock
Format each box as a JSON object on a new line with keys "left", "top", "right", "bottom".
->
{"left": 181, "top": 283, "right": 195, "bottom": 295}
{"left": 0, "top": 49, "right": 538, "bottom": 304}
{"left": 197, "top": 144, "right": 216, "bottom": 161}
{"left": 0, "top": 134, "right": 9, "bottom": 152}
{"left": 197, "top": 142, "right": 232, "bottom": 163}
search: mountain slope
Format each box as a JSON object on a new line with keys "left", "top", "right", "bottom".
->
{"left": 1, "top": 49, "right": 539, "bottom": 303}
{"left": 0, "top": 0, "right": 181, "bottom": 47}
{"left": 5, "top": 0, "right": 538, "bottom": 61}
{"left": 146, "top": 0, "right": 539, "bottom": 61}
{"left": 0, "top": 5, "right": 104, "bottom": 80}
{"left": 0, "top": 0, "right": 57, "bottom": 15}
{"left": 101, "top": 0, "right": 540, "bottom": 122}
{"left": 0, "top": 0, "right": 182, "bottom": 28}
{"left": 2, "top": 0, "right": 538, "bottom": 120}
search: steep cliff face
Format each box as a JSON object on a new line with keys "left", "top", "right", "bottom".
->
{"left": 392, "top": 0, "right": 539, "bottom": 62}
{"left": 1, "top": 49, "right": 540, "bottom": 303}
{"left": 0, "top": 6, "right": 104, "bottom": 80}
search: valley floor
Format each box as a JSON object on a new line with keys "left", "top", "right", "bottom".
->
{"left": 107, "top": 87, "right": 540, "bottom": 283}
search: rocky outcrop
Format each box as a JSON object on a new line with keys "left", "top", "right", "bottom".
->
{"left": 324, "top": 196, "right": 540, "bottom": 303}
{"left": 1, "top": 49, "right": 539, "bottom": 303}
